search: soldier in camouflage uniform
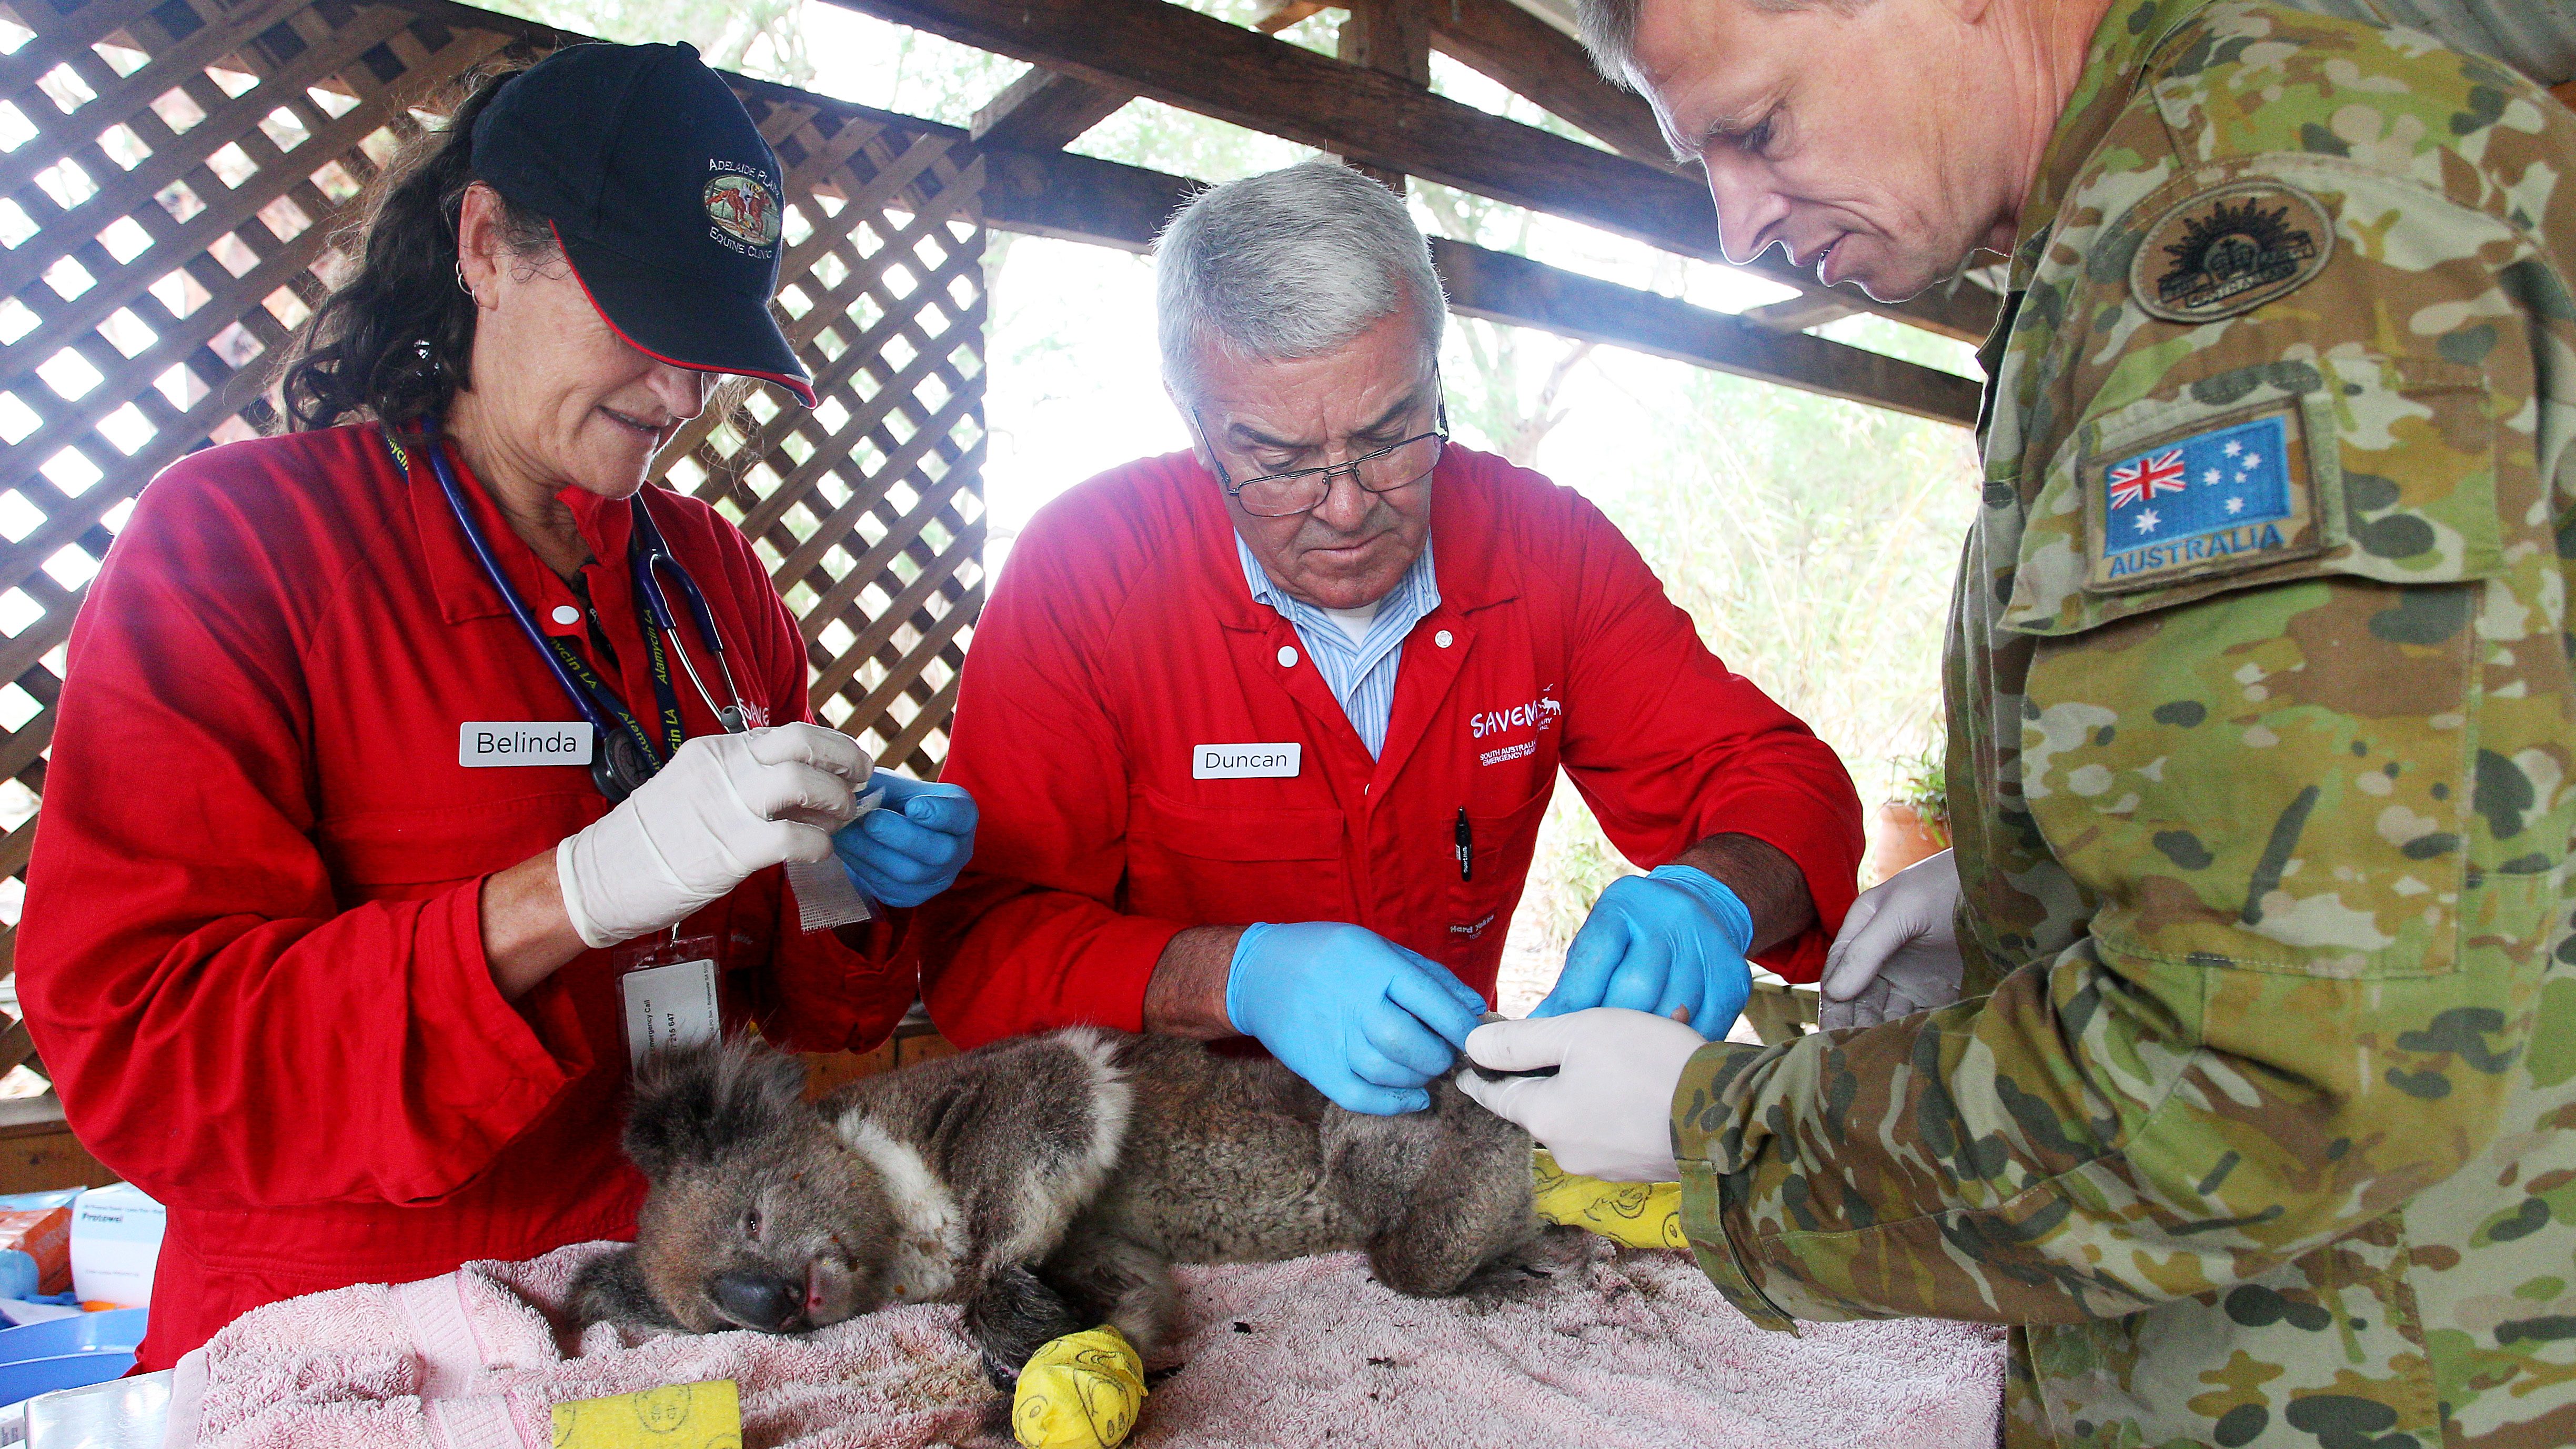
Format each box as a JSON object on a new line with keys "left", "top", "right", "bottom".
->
{"left": 1459, "top": 0, "right": 2576, "bottom": 1443}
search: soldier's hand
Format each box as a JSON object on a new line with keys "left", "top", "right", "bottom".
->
{"left": 1819, "top": 848, "right": 1965, "bottom": 1031}
{"left": 1455, "top": 1009, "right": 1706, "bottom": 1182}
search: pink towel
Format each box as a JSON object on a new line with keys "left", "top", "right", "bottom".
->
{"left": 166, "top": 1241, "right": 2003, "bottom": 1448}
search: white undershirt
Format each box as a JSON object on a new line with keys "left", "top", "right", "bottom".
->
{"left": 1316, "top": 597, "right": 1381, "bottom": 647}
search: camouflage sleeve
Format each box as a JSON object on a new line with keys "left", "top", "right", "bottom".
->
{"left": 1671, "top": 117, "right": 2576, "bottom": 1327}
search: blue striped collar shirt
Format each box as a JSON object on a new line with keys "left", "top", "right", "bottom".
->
{"left": 1234, "top": 532, "right": 1441, "bottom": 759}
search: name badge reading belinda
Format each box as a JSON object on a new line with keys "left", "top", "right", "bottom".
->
{"left": 1193, "top": 743, "right": 1301, "bottom": 779}
{"left": 458, "top": 722, "right": 593, "bottom": 768}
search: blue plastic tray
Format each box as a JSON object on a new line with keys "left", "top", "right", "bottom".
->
{"left": 0, "top": 1308, "right": 146, "bottom": 1407}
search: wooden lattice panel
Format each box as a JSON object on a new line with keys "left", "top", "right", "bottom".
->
{"left": 0, "top": 0, "right": 987, "bottom": 992}
{"left": 656, "top": 86, "right": 986, "bottom": 781}
{"left": 0, "top": 0, "right": 527, "bottom": 983}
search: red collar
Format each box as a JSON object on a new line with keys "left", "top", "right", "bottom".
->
{"left": 394, "top": 426, "right": 640, "bottom": 630}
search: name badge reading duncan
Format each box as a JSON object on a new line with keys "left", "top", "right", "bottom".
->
{"left": 458, "top": 722, "right": 593, "bottom": 768}
{"left": 1193, "top": 743, "right": 1301, "bottom": 779}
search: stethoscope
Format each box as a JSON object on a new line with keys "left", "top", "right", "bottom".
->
{"left": 411, "top": 417, "right": 752, "bottom": 803}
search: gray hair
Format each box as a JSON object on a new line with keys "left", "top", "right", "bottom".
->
{"left": 1576, "top": 0, "right": 1866, "bottom": 87}
{"left": 1154, "top": 159, "right": 1447, "bottom": 404}
{"left": 1575, "top": 0, "right": 1648, "bottom": 83}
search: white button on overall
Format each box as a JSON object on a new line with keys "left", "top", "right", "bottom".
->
{"left": 1277, "top": 646, "right": 1298, "bottom": 668}
{"left": 550, "top": 604, "right": 581, "bottom": 626}
{"left": 1435, "top": 630, "right": 1454, "bottom": 648}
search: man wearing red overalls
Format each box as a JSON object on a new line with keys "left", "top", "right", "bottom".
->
{"left": 918, "top": 159, "right": 1863, "bottom": 1114}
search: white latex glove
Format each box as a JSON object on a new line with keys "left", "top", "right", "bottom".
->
{"left": 557, "top": 723, "right": 873, "bottom": 949}
{"left": 1818, "top": 848, "right": 1965, "bottom": 1032}
{"left": 1454, "top": 1009, "right": 1707, "bottom": 1181}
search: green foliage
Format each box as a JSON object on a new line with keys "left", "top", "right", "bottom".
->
{"left": 1504, "top": 365, "right": 1979, "bottom": 965}
{"left": 1895, "top": 744, "right": 1948, "bottom": 828}
{"left": 1596, "top": 370, "right": 1975, "bottom": 801}
{"left": 1510, "top": 778, "right": 1643, "bottom": 977}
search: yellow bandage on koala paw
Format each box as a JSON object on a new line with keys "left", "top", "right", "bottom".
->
{"left": 1013, "top": 1325, "right": 1147, "bottom": 1449}
{"left": 1533, "top": 1148, "right": 1687, "bottom": 1251}
{"left": 550, "top": 1378, "right": 741, "bottom": 1449}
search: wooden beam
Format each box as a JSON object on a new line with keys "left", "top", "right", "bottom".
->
{"left": 957, "top": 135, "right": 1978, "bottom": 426}
{"left": 0, "top": 1095, "right": 117, "bottom": 1196}
{"left": 970, "top": 64, "right": 1131, "bottom": 149}
{"left": 1739, "top": 290, "right": 1866, "bottom": 334}
{"left": 977, "top": 144, "right": 1198, "bottom": 247}
{"left": 1247, "top": 0, "right": 1669, "bottom": 168}
{"left": 1426, "top": 0, "right": 1670, "bottom": 166}
{"left": 1252, "top": 0, "right": 1329, "bottom": 32}
{"left": 1340, "top": 0, "right": 1431, "bottom": 84}
{"left": 819, "top": 0, "right": 2000, "bottom": 344}
{"left": 1430, "top": 239, "right": 1980, "bottom": 427}
{"left": 1339, "top": 0, "right": 1432, "bottom": 192}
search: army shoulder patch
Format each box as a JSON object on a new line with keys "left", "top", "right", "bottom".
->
{"left": 2129, "top": 180, "right": 2335, "bottom": 324}
{"left": 2084, "top": 405, "right": 2324, "bottom": 592}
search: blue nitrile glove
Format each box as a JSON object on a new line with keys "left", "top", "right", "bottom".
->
{"left": 1226, "top": 921, "right": 1489, "bottom": 1116}
{"left": 1532, "top": 864, "right": 1754, "bottom": 1040}
{"left": 831, "top": 771, "right": 978, "bottom": 908}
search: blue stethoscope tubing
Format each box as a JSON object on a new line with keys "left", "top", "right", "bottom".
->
{"left": 420, "top": 416, "right": 751, "bottom": 789}
{"left": 627, "top": 498, "right": 749, "bottom": 736}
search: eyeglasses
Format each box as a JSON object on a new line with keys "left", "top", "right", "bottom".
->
{"left": 1192, "top": 401, "right": 1450, "bottom": 519}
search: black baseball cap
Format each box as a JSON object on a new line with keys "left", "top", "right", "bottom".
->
{"left": 470, "top": 42, "right": 817, "bottom": 406}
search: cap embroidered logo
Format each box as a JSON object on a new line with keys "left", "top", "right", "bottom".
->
{"left": 703, "top": 173, "right": 781, "bottom": 254}
{"left": 467, "top": 44, "right": 816, "bottom": 402}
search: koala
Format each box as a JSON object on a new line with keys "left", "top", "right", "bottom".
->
{"left": 574, "top": 1029, "right": 1553, "bottom": 1387}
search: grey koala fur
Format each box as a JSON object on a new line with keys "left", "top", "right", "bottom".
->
{"left": 575, "top": 1028, "right": 1555, "bottom": 1388}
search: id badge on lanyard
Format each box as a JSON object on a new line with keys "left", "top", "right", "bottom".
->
{"left": 615, "top": 928, "right": 725, "bottom": 1070}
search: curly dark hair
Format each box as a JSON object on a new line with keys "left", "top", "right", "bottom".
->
{"left": 272, "top": 66, "right": 555, "bottom": 431}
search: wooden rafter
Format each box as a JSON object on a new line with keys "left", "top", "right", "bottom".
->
{"left": 822, "top": 0, "right": 2001, "bottom": 344}
{"left": 931, "top": 125, "right": 1981, "bottom": 426}
{"left": 1251, "top": 1, "right": 1330, "bottom": 32}
{"left": 1338, "top": 0, "right": 1432, "bottom": 192}
{"left": 1738, "top": 291, "right": 1868, "bottom": 334}
{"left": 1427, "top": 0, "right": 1669, "bottom": 166}
{"left": 970, "top": 65, "right": 1130, "bottom": 149}
{"left": 1430, "top": 241, "right": 1977, "bottom": 425}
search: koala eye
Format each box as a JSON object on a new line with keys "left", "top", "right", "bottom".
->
{"left": 743, "top": 1205, "right": 762, "bottom": 1240}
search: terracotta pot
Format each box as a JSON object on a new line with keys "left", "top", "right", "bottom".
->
{"left": 1860, "top": 800, "right": 1949, "bottom": 891}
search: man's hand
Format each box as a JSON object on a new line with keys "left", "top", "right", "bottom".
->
{"left": 832, "top": 772, "right": 978, "bottom": 908}
{"left": 1455, "top": 1009, "right": 1707, "bottom": 1181}
{"left": 1227, "top": 921, "right": 1488, "bottom": 1116}
{"left": 1819, "top": 848, "right": 1964, "bottom": 1031}
{"left": 1532, "top": 865, "right": 1754, "bottom": 1039}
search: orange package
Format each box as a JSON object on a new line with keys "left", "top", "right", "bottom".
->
{"left": 0, "top": 1208, "right": 72, "bottom": 1295}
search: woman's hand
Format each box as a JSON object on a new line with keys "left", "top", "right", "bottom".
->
{"left": 558, "top": 723, "right": 870, "bottom": 948}
{"left": 831, "top": 773, "right": 978, "bottom": 908}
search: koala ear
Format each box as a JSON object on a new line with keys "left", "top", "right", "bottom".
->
{"left": 624, "top": 1035, "right": 812, "bottom": 1180}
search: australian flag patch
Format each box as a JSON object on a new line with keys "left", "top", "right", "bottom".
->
{"left": 2087, "top": 407, "right": 2317, "bottom": 592}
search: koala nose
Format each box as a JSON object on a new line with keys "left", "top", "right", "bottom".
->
{"left": 709, "top": 1269, "right": 802, "bottom": 1332}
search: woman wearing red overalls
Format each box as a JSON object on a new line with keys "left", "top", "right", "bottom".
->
{"left": 14, "top": 42, "right": 977, "bottom": 1370}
